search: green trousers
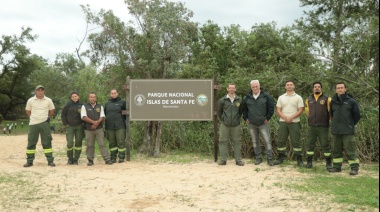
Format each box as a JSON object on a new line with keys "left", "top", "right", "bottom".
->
{"left": 277, "top": 122, "right": 302, "bottom": 155}
{"left": 219, "top": 123, "right": 242, "bottom": 162}
{"left": 306, "top": 126, "right": 331, "bottom": 158}
{"left": 66, "top": 125, "right": 84, "bottom": 161}
{"left": 331, "top": 134, "right": 359, "bottom": 170}
{"left": 107, "top": 129, "right": 126, "bottom": 160}
{"left": 26, "top": 121, "right": 54, "bottom": 163}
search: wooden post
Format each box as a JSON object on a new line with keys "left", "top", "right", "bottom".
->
{"left": 213, "top": 76, "right": 220, "bottom": 162}
{"left": 122, "top": 76, "right": 131, "bottom": 161}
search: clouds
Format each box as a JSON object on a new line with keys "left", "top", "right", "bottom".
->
{"left": 0, "top": 0, "right": 304, "bottom": 62}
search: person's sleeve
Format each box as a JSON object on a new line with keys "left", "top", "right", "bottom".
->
{"left": 61, "top": 105, "right": 68, "bottom": 125}
{"left": 80, "top": 105, "right": 87, "bottom": 119}
{"left": 100, "top": 106, "right": 105, "bottom": 117}
{"left": 352, "top": 101, "right": 361, "bottom": 125}
{"left": 267, "top": 95, "right": 274, "bottom": 120}
{"left": 240, "top": 97, "right": 247, "bottom": 120}
{"left": 298, "top": 96, "right": 305, "bottom": 108}
{"left": 305, "top": 99, "right": 309, "bottom": 116}
{"left": 25, "top": 99, "right": 31, "bottom": 111}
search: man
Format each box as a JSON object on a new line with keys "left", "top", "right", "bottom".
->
{"left": 274, "top": 80, "right": 304, "bottom": 167}
{"left": 61, "top": 91, "right": 84, "bottom": 165}
{"left": 329, "top": 82, "right": 361, "bottom": 175}
{"left": 104, "top": 89, "right": 127, "bottom": 163}
{"left": 217, "top": 83, "right": 244, "bottom": 166}
{"left": 241, "top": 80, "right": 275, "bottom": 166}
{"left": 23, "top": 85, "right": 55, "bottom": 167}
{"left": 81, "top": 92, "right": 113, "bottom": 166}
{"left": 305, "top": 82, "right": 332, "bottom": 169}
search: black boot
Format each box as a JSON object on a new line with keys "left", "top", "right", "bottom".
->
{"left": 325, "top": 158, "right": 332, "bottom": 170}
{"left": 306, "top": 156, "right": 313, "bottom": 168}
{"left": 273, "top": 153, "right": 285, "bottom": 165}
{"left": 297, "top": 155, "right": 304, "bottom": 168}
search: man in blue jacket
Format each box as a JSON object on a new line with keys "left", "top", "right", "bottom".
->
{"left": 241, "top": 80, "right": 274, "bottom": 166}
{"left": 329, "top": 82, "right": 361, "bottom": 175}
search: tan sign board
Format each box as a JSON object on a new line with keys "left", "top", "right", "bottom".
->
{"left": 130, "top": 79, "right": 213, "bottom": 121}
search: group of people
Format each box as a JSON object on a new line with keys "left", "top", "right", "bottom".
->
{"left": 22, "top": 81, "right": 361, "bottom": 175}
{"left": 217, "top": 80, "right": 361, "bottom": 175}
{"left": 23, "top": 85, "right": 127, "bottom": 167}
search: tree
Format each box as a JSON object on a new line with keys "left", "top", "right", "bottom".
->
{"left": 0, "top": 27, "right": 42, "bottom": 118}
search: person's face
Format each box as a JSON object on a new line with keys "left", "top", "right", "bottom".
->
{"left": 227, "top": 84, "right": 236, "bottom": 95}
{"left": 251, "top": 82, "right": 260, "bottom": 95}
{"left": 313, "top": 84, "right": 322, "bottom": 94}
{"left": 285, "top": 82, "right": 295, "bottom": 92}
{"left": 335, "top": 84, "right": 346, "bottom": 95}
{"left": 35, "top": 88, "right": 45, "bottom": 98}
{"left": 110, "top": 90, "right": 118, "bottom": 98}
{"left": 71, "top": 94, "right": 79, "bottom": 102}
{"left": 88, "top": 94, "right": 97, "bottom": 104}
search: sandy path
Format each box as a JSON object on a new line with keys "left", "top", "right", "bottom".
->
{"left": 0, "top": 134, "right": 363, "bottom": 212}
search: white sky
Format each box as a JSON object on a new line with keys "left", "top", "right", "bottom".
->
{"left": 0, "top": 0, "right": 305, "bottom": 62}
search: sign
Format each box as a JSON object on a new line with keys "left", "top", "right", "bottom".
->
{"left": 130, "top": 79, "right": 213, "bottom": 121}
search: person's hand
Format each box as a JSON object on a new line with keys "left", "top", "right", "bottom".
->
{"left": 264, "top": 119, "right": 268, "bottom": 124}
{"left": 246, "top": 119, "right": 250, "bottom": 124}
{"left": 285, "top": 116, "right": 292, "bottom": 124}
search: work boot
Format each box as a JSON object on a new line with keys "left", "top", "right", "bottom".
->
{"left": 23, "top": 162, "right": 33, "bottom": 167}
{"left": 254, "top": 157, "right": 262, "bottom": 165}
{"left": 328, "top": 167, "right": 342, "bottom": 173}
{"left": 118, "top": 159, "right": 125, "bottom": 163}
{"left": 267, "top": 159, "right": 274, "bottom": 166}
{"left": 67, "top": 159, "right": 74, "bottom": 165}
{"left": 218, "top": 161, "right": 226, "bottom": 165}
{"left": 48, "top": 161, "right": 56, "bottom": 167}
{"left": 87, "top": 159, "right": 94, "bottom": 166}
{"left": 273, "top": 153, "right": 285, "bottom": 165}
{"left": 105, "top": 160, "right": 113, "bottom": 165}
{"left": 297, "top": 155, "right": 304, "bottom": 167}
{"left": 73, "top": 159, "right": 78, "bottom": 165}
{"left": 349, "top": 169, "right": 358, "bottom": 175}
{"left": 306, "top": 156, "right": 313, "bottom": 169}
{"left": 325, "top": 158, "right": 332, "bottom": 170}
{"left": 235, "top": 161, "right": 245, "bottom": 166}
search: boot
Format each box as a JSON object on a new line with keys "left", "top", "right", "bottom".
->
{"left": 325, "top": 158, "right": 332, "bottom": 170}
{"left": 349, "top": 169, "right": 358, "bottom": 175}
{"left": 297, "top": 155, "right": 304, "bottom": 168}
{"left": 273, "top": 153, "right": 285, "bottom": 165}
{"left": 306, "top": 156, "right": 313, "bottom": 168}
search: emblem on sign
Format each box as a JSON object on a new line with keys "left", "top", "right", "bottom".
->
{"left": 134, "top": 94, "right": 146, "bottom": 106}
{"left": 197, "top": 94, "right": 208, "bottom": 106}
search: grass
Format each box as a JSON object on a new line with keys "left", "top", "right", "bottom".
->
{"left": 280, "top": 163, "right": 380, "bottom": 211}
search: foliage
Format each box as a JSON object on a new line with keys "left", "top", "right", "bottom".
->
{"left": 0, "top": 0, "right": 378, "bottom": 160}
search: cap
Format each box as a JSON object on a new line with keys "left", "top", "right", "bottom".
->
{"left": 35, "top": 85, "right": 45, "bottom": 90}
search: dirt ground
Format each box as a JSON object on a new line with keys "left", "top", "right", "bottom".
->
{"left": 0, "top": 134, "right": 375, "bottom": 212}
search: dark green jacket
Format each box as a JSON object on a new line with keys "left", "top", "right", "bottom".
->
{"left": 330, "top": 93, "right": 361, "bottom": 135}
{"left": 217, "top": 95, "right": 242, "bottom": 127}
{"left": 61, "top": 100, "right": 83, "bottom": 126}
{"left": 241, "top": 90, "right": 274, "bottom": 126}
{"left": 104, "top": 97, "right": 126, "bottom": 130}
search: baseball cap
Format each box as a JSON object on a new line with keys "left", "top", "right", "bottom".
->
{"left": 35, "top": 85, "right": 45, "bottom": 90}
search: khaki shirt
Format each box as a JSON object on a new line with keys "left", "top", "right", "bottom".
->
{"left": 25, "top": 95, "right": 55, "bottom": 125}
{"left": 276, "top": 92, "right": 304, "bottom": 122}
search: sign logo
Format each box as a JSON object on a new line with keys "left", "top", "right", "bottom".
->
{"left": 197, "top": 94, "right": 208, "bottom": 106}
{"left": 134, "top": 94, "right": 146, "bottom": 106}
{"left": 320, "top": 100, "right": 325, "bottom": 105}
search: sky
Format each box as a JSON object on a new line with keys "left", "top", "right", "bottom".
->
{"left": 0, "top": 0, "right": 306, "bottom": 63}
